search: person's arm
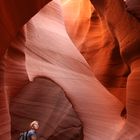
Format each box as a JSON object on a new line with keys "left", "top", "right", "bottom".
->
{"left": 31, "top": 135, "right": 37, "bottom": 140}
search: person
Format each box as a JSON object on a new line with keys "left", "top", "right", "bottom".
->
{"left": 28, "top": 121, "right": 39, "bottom": 140}
{"left": 19, "top": 121, "right": 39, "bottom": 140}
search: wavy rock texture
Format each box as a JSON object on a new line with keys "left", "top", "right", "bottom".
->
{"left": 10, "top": 77, "right": 83, "bottom": 140}
{"left": 0, "top": 0, "right": 140, "bottom": 140}
{"left": 0, "top": 1, "right": 51, "bottom": 139}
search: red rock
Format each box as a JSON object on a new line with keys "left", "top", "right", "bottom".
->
{"left": 0, "top": 0, "right": 140, "bottom": 139}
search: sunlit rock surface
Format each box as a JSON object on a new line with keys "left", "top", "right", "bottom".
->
{"left": 0, "top": 0, "right": 140, "bottom": 139}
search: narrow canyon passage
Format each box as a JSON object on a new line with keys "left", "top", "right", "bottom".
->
{"left": 0, "top": 0, "right": 140, "bottom": 140}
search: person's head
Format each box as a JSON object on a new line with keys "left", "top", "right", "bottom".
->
{"left": 30, "top": 121, "right": 39, "bottom": 130}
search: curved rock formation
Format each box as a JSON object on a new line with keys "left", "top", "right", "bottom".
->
{"left": 88, "top": 0, "right": 140, "bottom": 139}
{"left": 10, "top": 77, "right": 83, "bottom": 140}
{"left": 0, "top": 0, "right": 140, "bottom": 139}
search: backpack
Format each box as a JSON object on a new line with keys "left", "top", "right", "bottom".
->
{"left": 19, "top": 131, "right": 29, "bottom": 140}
